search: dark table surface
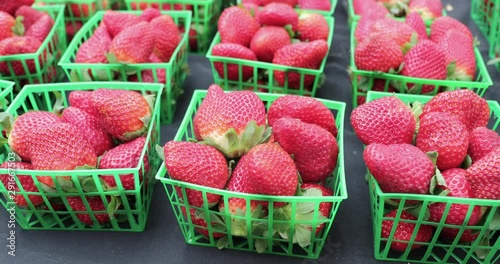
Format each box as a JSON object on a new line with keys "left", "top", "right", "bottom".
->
{"left": 1, "top": 1, "right": 499, "bottom": 263}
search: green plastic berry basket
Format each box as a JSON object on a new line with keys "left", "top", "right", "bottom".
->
{"left": 0, "top": 5, "right": 67, "bottom": 93}
{"left": 205, "top": 17, "right": 334, "bottom": 97}
{"left": 0, "top": 80, "right": 15, "bottom": 111}
{"left": 349, "top": 20, "right": 493, "bottom": 108}
{"left": 0, "top": 82, "right": 163, "bottom": 232}
{"left": 365, "top": 91, "right": 500, "bottom": 264}
{"left": 236, "top": 0, "right": 338, "bottom": 16}
{"left": 471, "top": 0, "right": 499, "bottom": 42}
{"left": 155, "top": 90, "right": 347, "bottom": 259}
{"left": 58, "top": 10, "right": 191, "bottom": 124}
{"left": 123, "top": 0, "right": 223, "bottom": 54}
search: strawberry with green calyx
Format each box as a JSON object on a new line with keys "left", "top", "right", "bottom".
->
{"left": 408, "top": 0, "right": 443, "bottom": 21}
{"left": 66, "top": 195, "right": 121, "bottom": 226}
{"left": 218, "top": 6, "right": 260, "bottom": 47}
{"left": 258, "top": 3, "right": 299, "bottom": 30}
{"left": 466, "top": 147, "right": 500, "bottom": 200}
{"left": 211, "top": 43, "right": 258, "bottom": 81}
{"left": 250, "top": 26, "right": 291, "bottom": 63}
{"left": 297, "top": 13, "right": 329, "bottom": 42}
{"left": 438, "top": 29, "right": 477, "bottom": 82}
{"left": 0, "top": 161, "right": 44, "bottom": 207}
{"left": 193, "top": 85, "right": 269, "bottom": 158}
{"left": 354, "top": 32, "right": 404, "bottom": 73}
{"left": 241, "top": 3, "right": 260, "bottom": 18}
{"left": 406, "top": 12, "right": 428, "bottom": 40}
{"left": 378, "top": 0, "right": 409, "bottom": 17}
{"left": 468, "top": 127, "right": 500, "bottom": 163}
{"left": 0, "top": 36, "right": 43, "bottom": 75}
{"left": 150, "top": 14, "right": 181, "bottom": 62}
{"left": 75, "top": 23, "right": 111, "bottom": 64}
{"left": 382, "top": 210, "right": 433, "bottom": 252}
{"left": 0, "top": 0, "right": 35, "bottom": 16}
{"left": 0, "top": 11, "right": 24, "bottom": 41}
{"left": 370, "top": 18, "right": 418, "bottom": 51}
{"left": 102, "top": 10, "right": 142, "bottom": 38}
{"left": 182, "top": 207, "right": 227, "bottom": 239}
{"left": 15, "top": 5, "right": 45, "bottom": 31}
{"left": 107, "top": 21, "right": 155, "bottom": 64}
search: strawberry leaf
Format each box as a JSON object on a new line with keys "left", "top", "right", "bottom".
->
{"left": 426, "top": 151, "right": 439, "bottom": 165}
{"left": 283, "top": 24, "right": 295, "bottom": 38}
{"left": 461, "top": 155, "right": 473, "bottom": 169}
{"left": 487, "top": 57, "right": 500, "bottom": 66}
{"left": 155, "top": 145, "right": 165, "bottom": 161}
{"left": 39, "top": 182, "right": 57, "bottom": 193}
{"left": 294, "top": 225, "right": 312, "bottom": 248}
{"left": 255, "top": 239, "right": 268, "bottom": 253}
{"left": 489, "top": 210, "right": 500, "bottom": 231}
{"left": 70, "top": 69, "right": 92, "bottom": 82}
{"left": 12, "top": 16, "right": 25, "bottom": 36}
{"left": 107, "top": 196, "right": 121, "bottom": 219}
{"left": 216, "top": 236, "right": 229, "bottom": 249}
{"left": 407, "top": 203, "right": 430, "bottom": 221}
{"left": 474, "top": 231, "right": 491, "bottom": 260}
{"left": 0, "top": 112, "right": 14, "bottom": 135}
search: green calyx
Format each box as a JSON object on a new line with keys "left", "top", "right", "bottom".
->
{"left": 411, "top": 101, "right": 423, "bottom": 144}
{"left": 283, "top": 24, "right": 296, "bottom": 39}
{"left": 52, "top": 91, "right": 65, "bottom": 115}
{"left": 123, "top": 125, "right": 148, "bottom": 141}
{"left": 107, "top": 196, "right": 122, "bottom": 220}
{"left": 0, "top": 113, "right": 14, "bottom": 145}
{"left": 12, "top": 16, "right": 25, "bottom": 36}
{"left": 227, "top": 204, "right": 265, "bottom": 237}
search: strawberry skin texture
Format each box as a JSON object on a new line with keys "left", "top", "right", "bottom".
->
{"left": 351, "top": 96, "right": 416, "bottom": 145}
{"left": 108, "top": 21, "right": 155, "bottom": 64}
{"left": 370, "top": 18, "right": 416, "bottom": 48}
{"left": 68, "top": 91, "right": 99, "bottom": 116}
{"left": 0, "top": 36, "right": 42, "bottom": 75}
{"left": 250, "top": 26, "right": 291, "bottom": 62}
{"left": 102, "top": 10, "right": 142, "bottom": 38}
{"left": 0, "top": 11, "right": 16, "bottom": 41}
{"left": 416, "top": 112, "right": 469, "bottom": 171}
{"left": 212, "top": 43, "right": 257, "bottom": 81}
{"left": 438, "top": 29, "right": 476, "bottom": 81}
{"left": 99, "top": 137, "right": 148, "bottom": 190}
{"left": 430, "top": 16, "right": 473, "bottom": 43}
{"left": 164, "top": 141, "right": 229, "bottom": 207}
{"left": 258, "top": 3, "right": 299, "bottom": 30}
{"left": 364, "top": 144, "right": 435, "bottom": 195}
{"left": 261, "top": 0, "right": 298, "bottom": 5}
{"left": 406, "top": 12, "right": 428, "bottom": 40}
{"left": 15, "top": 6, "right": 46, "bottom": 31}
{"left": 273, "top": 118, "right": 338, "bottom": 183}
{"left": 128, "top": 53, "right": 166, "bottom": 83}
{"left": 301, "top": 183, "right": 333, "bottom": 234}
{"left": 218, "top": 6, "right": 260, "bottom": 47}
{"left": 382, "top": 210, "right": 433, "bottom": 252}
{"left": 468, "top": 127, "right": 500, "bottom": 163}
{"left": 90, "top": 89, "right": 151, "bottom": 141}
{"left": 75, "top": 24, "right": 112, "bottom": 63}
{"left": 25, "top": 14, "right": 54, "bottom": 43}
{"left": 355, "top": 33, "right": 404, "bottom": 72}
{"left": 353, "top": 0, "right": 389, "bottom": 17}
{"left": 0, "top": 162, "right": 44, "bottom": 207}
{"left": 66, "top": 196, "right": 110, "bottom": 225}
{"left": 297, "top": 13, "right": 329, "bottom": 42}
{"left": 0, "top": 0, "right": 34, "bottom": 16}
{"left": 267, "top": 95, "right": 337, "bottom": 137}
{"left": 181, "top": 207, "right": 226, "bottom": 238}
{"left": 150, "top": 15, "right": 181, "bottom": 62}
{"left": 408, "top": 0, "right": 443, "bottom": 20}
{"left": 139, "top": 7, "right": 162, "bottom": 22}
{"left": 466, "top": 147, "right": 500, "bottom": 200}
{"left": 298, "top": 0, "right": 331, "bottom": 10}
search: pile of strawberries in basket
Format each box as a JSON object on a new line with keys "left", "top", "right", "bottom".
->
{"left": 353, "top": 0, "right": 443, "bottom": 20}
{"left": 160, "top": 84, "right": 339, "bottom": 250}
{"left": 241, "top": 0, "right": 332, "bottom": 11}
{"left": 0, "top": 89, "right": 154, "bottom": 226}
{"left": 351, "top": 89, "right": 500, "bottom": 252}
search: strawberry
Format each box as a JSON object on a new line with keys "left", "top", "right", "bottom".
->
{"left": 24, "top": 14, "right": 54, "bottom": 43}
{"left": 250, "top": 26, "right": 291, "bottom": 62}
{"left": 258, "top": 3, "right": 299, "bottom": 30}
{"left": 69, "top": 2, "right": 96, "bottom": 18}
{"left": 182, "top": 207, "right": 227, "bottom": 238}
{"left": 163, "top": 141, "right": 229, "bottom": 207}
{"left": 66, "top": 196, "right": 113, "bottom": 225}
{"left": 99, "top": 137, "right": 148, "bottom": 190}
{"left": 401, "top": 40, "right": 447, "bottom": 93}
{"left": 0, "top": 36, "right": 43, "bottom": 75}
{"left": 261, "top": 0, "right": 298, "bottom": 5}
{"left": 438, "top": 29, "right": 476, "bottom": 81}
{"left": 382, "top": 210, "right": 433, "bottom": 252}
{"left": 65, "top": 21, "right": 83, "bottom": 41}
{"left": 61, "top": 107, "right": 114, "bottom": 156}
{"left": 428, "top": 168, "right": 483, "bottom": 243}
{"left": 107, "top": 21, "right": 155, "bottom": 64}
{"left": 352, "top": 0, "right": 389, "bottom": 17}
{"left": 15, "top": 5, "right": 45, "bottom": 31}
{"left": 218, "top": 6, "right": 260, "bottom": 47}
{"left": 102, "top": 10, "right": 142, "bottom": 38}
{"left": 298, "top": 183, "right": 333, "bottom": 234}
{"left": 90, "top": 89, "right": 152, "bottom": 141}
{"left": 150, "top": 15, "right": 181, "bottom": 62}
{"left": 193, "top": 85, "right": 267, "bottom": 158}
{"left": 0, "top": 111, "right": 59, "bottom": 161}
{"left": 0, "top": 0, "right": 34, "bottom": 16}
{"left": 351, "top": 96, "right": 416, "bottom": 145}
{"left": 273, "top": 118, "right": 338, "bottom": 183}
{"left": 408, "top": 0, "right": 443, "bottom": 21}
{"left": 416, "top": 112, "right": 469, "bottom": 171}
{"left": 430, "top": 16, "right": 473, "bottom": 43}
{"left": 298, "top": 0, "right": 331, "bottom": 10}
{"left": 370, "top": 18, "right": 416, "bottom": 49}
{"left": 356, "top": 78, "right": 396, "bottom": 106}
{"left": 422, "top": 89, "right": 490, "bottom": 133}
{"left": 75, "top": 24, "right": 111, "bottom": 63}
{"left": 267, "top": 95, "right": 337, "bottom": 137}
{"left": 406, "top": 12, "right": 428, "bottom": 40}
{"left": 31, "top": 123, "right": 98, "bottom": 188}
{"left": 0, "top": 11, "right": 20, "bottom": 41}
{"left": 273, "top": 40, "right": 328, "bottom": 89}
{"left": 297, "top": 13, "right": 329, "bottom": 41}
{"left": 211, "top": 43, "right": 257, "bottom": 81}
{"left": 68, "top": 91, "right": 99, "bottom": 116}
{"left": 466, "top": 147, "right": 500, "bottom": 200}
{"left": 242, "top": 3, "right": 260, "bottom": 18}
{"left": 468, "top": 127, "right": 500, "bottom": 163}
{"left": 354, "top": 15, "right": 386, "bottom": 43}
{"left": 355, "top": 33, "right": 404, "bottom": 72}
{"left": 0, "top": 162, "right": 44, "bottom": 207}
{"left": 139, "top": 7, "right": 161, "bottom": 22}
{"left": 128, "top": 53, "right": 166, "bottom": 83}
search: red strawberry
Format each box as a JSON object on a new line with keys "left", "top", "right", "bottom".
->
{"left": 139, "top": 7, "right": 161, "bottom": 22}
{"left": 351, "top": 96, "right": 416, "bottom": 145}
{"left": 181, "top": 26, "right": 198, "bottom": 52}
{"left": 0, "top": 11, "right": 19, "bottom": 41}
{"left": 0, "top": 36, "right": 42, "bottom": 75}
{"left": 69, "top": 2, "right": 96, "bottom": 18}
{"left": 75, "top": 24, "right": 111, "bottom": 63}
{"left": 242, "top": 3, "right": 261, "bottom": 18}
{"left": 241, "top": 0, "right": 263, "bottom": 4}
{"left": 297, "top": 13, "right": 329, "bottom": 41}
{"left": 128, "top": 53, "right": 166, "bottom": 83}
{"left": 273, "top": 118, "right": 338, "bottom": 183}
{"left": 258, "top": 3, "right": 299, "bottom": 30}
{"left": 0, "top": 162, "right": 44, "bottom": 207}
{"left": 211, "top": 43, "right": 257, "bottom": 81}
{"left": 466, "top": 147, "right": 500, "bottom": 200}
{"left": 428, "top": 168, "right": 483, "bottom": 243}
{"left": 218, "top": 6, "right": 260, "bottom": 47}
{"left": 408, "top": 0, "right": 443, "bottom": 21}
{"left": 61, "top": 107, "right": 114, "bottom": 156}
{"left": 163, "top": 141, "right": 229, "bottom": 207}
{"left": 150, "top": 15, "right": 181, "bottom": 62}
{"left": 261, "top": 0, "right": 298, "bottom": 5}
{"left": 25, "top": 14, "right": 54, "bottom": 42}
{"left": 15, "top": 5, "right": 45, "bottom": 31}
{"left": 182, "top": 207, "right": 227, "bottom": 238}
{"left": 468, "top": 127, "right": 500, "bottom": 163}
{"left": 416, "top": 112, "right": 469, "bottom": 171}
{"left": 162, "top": 3, "right": 192, "bottom": 10}
{"left": 108, "top": 21, "right": 155, "bottom": 64}
{"left": 68, "top": 91, "right": 99, "bottom": 116}
{"left": 298, "top": 0, "right": 331, "bottom": 10}
{"left": 99, "top": 137, "right": 148, "bottom": 191}
{"left": 193, "top": 85, "right": 267, "bottom": 158}
{"left": 273, "top": 40, "right": 328, "bottom": 89}
{"left": 0, "top": 0, "right": 34, "bottom": 16}
{"left": 90, "top": 89, "right": 152, "bottom": 141}
{"left": 422, "top": 89, "right": 490, "bottom": 132}
{"left": 438, "top": 29, "right": 476, "bottom": 81}
{"left": 102, "top": 10, "right": 142, "bottom": 38}
{"left": 66, "top": 196, "right": 112, "bottom": 225}
{"left": 65, "top": 21, "right": 83, "bottom": 41}
{"left": 354, "top": 15, "right": 386, "bottom": 43}
{"left": 370, "top": 18, "right": 416, "bottom": 49}
{"left": 355, "top": 33, "right": 404, "bottom": 72}
{"left": 250, "top": 26, "right": 291, "bottom": 62}
{"left": 430, "top": 16, "right": 472, "bottom": 43}
{"left": 267, "top": 95, "right": 337, "bottom": 137}
{"left": 406, "top": 12, "right": 428, "bottom": 40}
{"left": 352, "top": 0, "right": 389, "bottom": 17}
{"left": 382, "top": 210, "right": 433, "bottom": 252}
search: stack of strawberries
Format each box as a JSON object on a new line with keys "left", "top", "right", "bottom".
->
{"left": 0, "top": 89, "right": 154, "bottom": 226}
{"left": 160, "top": 84, "right": 340, "bottom": 251}
{"left": 353, "top": 0, "right": 443, "bottom": 21}
{"left": 351, "top": 90, "right": 500, "bottom": 252}
{"left": 241, "top": 0, "right": 332, "bottom": 11}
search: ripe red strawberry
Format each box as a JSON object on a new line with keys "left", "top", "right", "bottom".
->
{"left": 430, "top": 16, "right": 473, "bottom": 43}
{"left": 90, "top": 89, "right": 152, "bottom": 141}
{"left": 139, "top": 7, "right": 161, "bottom": 22}
{"left": 273, "top": 118, "right": 338, "bottom": 183}
{"left": 180, "top": 26, "right": 198, "bottom": 52}
{"left": 68, "top": 91, "right": 98, "bottom": 116}
{"left": 24, "top": 14, "right": 54, "bottom": 42}
{"left": 108, "top": 21, "right": 155, "bottom": 64}
{"left": 468, "top": 127, "right": 500, "bottom": 163}
{"left": 401, "top": 40, "right": 447, "bottom": 94}
{"left": 193, "top": 85, "right": 267, "bottom": 158}
{"left": 218, "top": 6, "right": 260, "bottom": 47}
{"left": 352, "top": 0, "right": 389, "bottom": 17}
{"left": 61, "top": 107, "right": 114, "bottom": 156}
{"left": 102, "top": 10, "right": 142, "bottom": 38}
{"left": 0, "top": 11, "right": 19, "bottom": 41}
{"left": 250, "top": 26, "right": 291, "bottom": 62}
{"left": 66, "top": 21, "right": 83, "bottom": 41}
{"left": 163, "top": 141, "right": 229, "bottom": 207}
{"left": 298, "top": 0, "right": 331, "bottom": 10}
{"left": 261, "top": 0, "right": 298, "bottom": 5}
{"left": 66, "top": 196, "right": 112, "bottom": 225}
{"left": 15, "top": 5, "right": 45, "bottom": 31}
{"left": 466, "top": 147, "right": 500, "bottom": 200}
{"left": 0, "top": 162, "right": 44, "bottom": 207}
{"left": 75, "top": 24, "right": 111, "bottom": 63}
{"left": 406, "top": 12, "right": 428, "bottom": 40}
{"left": 370, "top": 18, "right": 416, "bottom": 49}
{"left": 267, "top": 95, "right": 337, "bottom": 136}
{"left": 416, "top": 112, "right": 469, "bottom": 171}
{"left": 355, "top": 33, "right": 404, "bottom": 72}
{"left": 0, "top": 36, "right": 42, "bottom": 75}
{"left": 428, "top": 168, "right": 483, "bottom": 242}
{"left": 382, "top": 210, "right": 433, "bottom": 252}
{"left": 99, "top": 137, "right": 148, "bottom": 190}
{"left": 182, "top": 207, "right": 227, "bottom": 238}
{"left": 242, "top": 2, "right": 261, "bottom": 18}
{"left": 69, "top": 2, "right": 96, "bottom": 18}
{"left": 150, "top": 15, "right": 180, "bottom": 62}
{"left": 31, "top": 123, "right": 98, "bottom": 188}
{"left": 0, "top": 0, "right": 34, "bottom": 16}
{"left": 128, "top": 53, "right": 166, "bottom": 83}
{"left": 258, "top": 3, "right": 299, "bottom": 30}
{"left": 422, "top": 89, "right": 490, "bottom": 132}
{"left": 273, "top": 40, "right": 328, "bottom": 89}
{"left": 351, "top": 96, "right": 416, "bottom": 145}
{"left": 212, "top": 43, "right": 257, "bottom": 81}
{"left": 297, "top": 13, "right": 329, "bottom": 41}
{"left": 408, "top": 0, "right": 443, "bottom": 20}
{"left": 438, "top": 29, "right": 476, "bottom": 81}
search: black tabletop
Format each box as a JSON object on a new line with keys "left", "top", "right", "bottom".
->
{"left": 1, "top": 1, "right": 498, "bottom": 263}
